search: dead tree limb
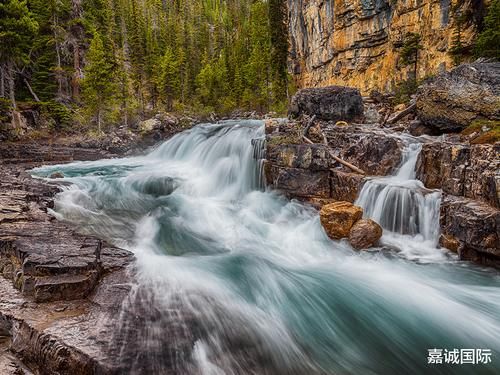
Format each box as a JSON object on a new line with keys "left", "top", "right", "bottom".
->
{"left": 23, "top": 78, "right": 40, "bottom": 102}
{"left": 303, "top": 135, "right": 314, "bottom": 144}
{"left": 328, "top": 153, "right": 365, "bottom": 175}
{"left": 302, "top": 115, "right": 365, "bottom": 175}
{"left": 302, "top": 115, "right": 316, "bottom": 137}
{"left": 386, "top": 103, "right": 416, "bottom": 125}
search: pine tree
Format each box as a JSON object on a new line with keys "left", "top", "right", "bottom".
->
{"left": 81, "top": 31, "right": 116, "bottom": 133}
{"left": 157, "top": 47, "right": 180, "bottom": 111}
{"left": 29, "top": 0, "right": 72, "bottom": 102}
{"left": 474, "top": 0, "right": 500, "bottom": 58}
{"left": 0, "top": 0, "right": 38, "bottom": 108}
{"left": 268, "top": 0, "right": 288, "bottom": 105}
{"left": 400, "top": 33, "right": 423, "bottom": 81}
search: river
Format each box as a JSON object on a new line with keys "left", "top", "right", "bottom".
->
{"left": 32, "top": 120, "right": 500, "bottom": 374}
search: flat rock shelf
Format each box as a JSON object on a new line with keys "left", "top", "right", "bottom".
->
{"left": 0, "top": 161, "right": 134, "bottom": 374}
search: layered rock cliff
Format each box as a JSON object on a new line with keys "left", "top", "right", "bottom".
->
{"left": 288, "top": 0, "right": 478, "bottom": 93}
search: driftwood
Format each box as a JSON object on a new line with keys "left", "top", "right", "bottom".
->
{"left": 386, "top": 103, "right": 416, "bottom": 125}
{"left": 302, "top": 115, "right": 317, "bottom": 137}
{"left": 328, "top": 152, "right": 365, "bottom": 175}
{"left": 302, "top": 118, "right": 365, "bottom": 175}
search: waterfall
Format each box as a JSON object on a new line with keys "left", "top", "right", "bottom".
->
{"left": 31, "top": 120, "right": 500, "bottom": 374}
{"left": 355, "top": 141, "right": 442, "bottom": 254}
{"left": 251, "top": 136, "right": 266, "bottom": 190}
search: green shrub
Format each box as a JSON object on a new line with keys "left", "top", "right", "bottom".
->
{"left": 392, "top": 79, "right": 419, "bottom": 105}
{"left": 0, "top": 98, "right": 12, "bottom": 123}
{"left": 462, "top": 119, "right": 500, "bottom": 144}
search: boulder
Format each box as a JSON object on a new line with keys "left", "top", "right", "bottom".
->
{"left": 440, "top": 195, "right": 499, "bottom": 267}
{"left": 325, "top": 126, "right": 403, "bottom": 176}
{"left": 139, "top": 118, "right": 162, "bottom": 133}
{"left": 407, "top": 120, "right": 440, "bottom": 136}
{"left": 264, "top": 163, "right": 330, "bottom": 198}
{"left": 266, "top": 143, "right": 329, "bottom": 171}
{"left": 48, "top": 171, "right": 64, "bottom": 179}
{"left": 417, "top": 142, "right": 499, "bottom": 208}
{"left": 439, "top": 234, "right": 461, "bottom": 253}
{"left": 348, "top": 219, "right": 383, "bottom": 250}
{"left": 416, "top": 62, "right": 500, "bottom": 132}
{"left": 320, "top": 201, "right": 363, "bottom": 240}
{"left": 289, "top": 86, "right": 364, "bottom": 122}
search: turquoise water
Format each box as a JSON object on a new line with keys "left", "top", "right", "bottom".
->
{"left": 32, "top": 120, "right": 500, "bottom": 374}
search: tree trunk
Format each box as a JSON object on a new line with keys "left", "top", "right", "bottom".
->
{"left": 23, "top": 78, "right": 41, "bottom": 102}
{"left": 71, "top": 0, "right": 83, "bottom": 101}
{"left": 72, "top": 42, "right": 80, "bottom": 100}
{"left": 0, "top": 65, "right": 5, "bottom": 98}
{"left": 97, "top": 109, "right": 102, "bottom": 134}
{"left": 53, "top": 13, "right": 65, "bottom": 100}
{"left": 123, "top": 107, "right": 128, "bottom": 128}
{"left": 414, "top": 50, "right": 418, "bottom": 81}
{"left": 7, "top": 61, "right": 16, "bottom": 109}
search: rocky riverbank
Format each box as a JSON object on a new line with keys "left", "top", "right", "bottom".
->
{"left": 0, "top": 159, "right": 134, "bottom": 373}
{"left": 265, "top": 62, "right": 499, "bottom": 267}
{"left": 0, "top": 116, "right": 196, "bottom": 373}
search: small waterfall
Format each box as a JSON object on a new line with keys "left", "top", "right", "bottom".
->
{"left": 356, "top": 142, "right": 441, "bottom": 246}
{"left": 251, "top": 137, "right": 266, "bottom": 190}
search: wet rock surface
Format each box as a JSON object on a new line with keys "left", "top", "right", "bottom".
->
{"left": 320, "top": 202, "right": 363, "bottom": 240}
{"left": 0, "top": 160, "right": 135, "bottom": 373}
{"left": 417, "top": 142, "right": 500, "bottom": 208}
{"left": 265, "top": 121, "right": 403, "bottom": 201}
{"left": 417, "top": 62, "right": 500, "bottom": 132}
{"left": 323, "top": 126, "right": 403, "bottom": 176}
{"left": 289, "top": 86, "right": 364, "bottom": 122}
{"left": 440, "top": 195, "right": 500, "bottom": 267}
{"left": 348, "top": 219, "right": 383, "bottom": 250}
{"left": 416, "top": 132, "right": 500, "bottom": 267}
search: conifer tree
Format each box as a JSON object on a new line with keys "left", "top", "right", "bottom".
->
{"left": 268, "top": 0, "right": 288, "bottom": 104}
{"left": 449, "top": 11, "right": 468, "bottom": 65}
{"left": 475, "top": 0, "right": 500, "bottom": 58}
{"left": 400, "top": 33, "right": 423, "bottom": 81}
{"left": 157, "top": 47, "right": 180, "bottom": 111}
{"left": 0, "top": 0, "right": 38, "bottom": 108}
{"left": 81, "top": 32, "right": 116, "bottom": 133}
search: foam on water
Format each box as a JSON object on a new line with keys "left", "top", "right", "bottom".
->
{"left": 356, "top": 142, "right": 443, "bottom": 261}
{"left": 32, "top": 120, "right": 500, "bottom": 374}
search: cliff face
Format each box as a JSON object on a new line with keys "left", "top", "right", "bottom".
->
{"left": 288, "top": 0, "right": 476, "bottom": 93}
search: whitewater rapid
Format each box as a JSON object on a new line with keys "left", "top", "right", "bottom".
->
{"left": 32, "top": 120, "right": 500, "bottom": 374}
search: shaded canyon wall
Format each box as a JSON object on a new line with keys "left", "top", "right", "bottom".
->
{"left": 288, "top": 0, "right": 477, "bottom": 93}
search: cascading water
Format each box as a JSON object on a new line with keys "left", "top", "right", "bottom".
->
{"left": 32, "top": 120, "right": 500, "bottom": 374}
{"left": 356, "top": 142, "right": 443, "bottom": 260}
